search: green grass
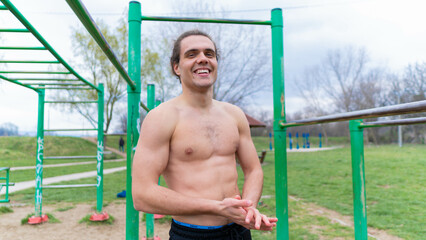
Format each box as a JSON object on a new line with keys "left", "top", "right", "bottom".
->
{"left": 286, "top": 144, "right": 425, "bottom": 240}
{"left": 0, "top": 136, "right": 99, "bottom": 167}
{"left": 0, "top": 206, "right": 13, "bottom": 215}
{"left": 9, "top": 160, "right": 126, "bottom": 182}
{"left": 55, "top": 205, "right": 75, "bottom": 212}
{"left": 2, "top": 136, "right": 425, "bottom": 239}
{"left": 21, "top": 212, "right": 61, "bottom": 225}
{"left": 79, "top": 213, "right": 115, "bottom": 225}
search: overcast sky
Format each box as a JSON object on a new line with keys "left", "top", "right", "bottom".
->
{"left": 1, "top": 0, "right": 425, "bottom": 134}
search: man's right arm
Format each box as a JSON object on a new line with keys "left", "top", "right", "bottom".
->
{"left": 131, "top": 106, "right": 251, "bottom": 219}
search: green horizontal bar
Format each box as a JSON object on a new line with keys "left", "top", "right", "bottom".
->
{"left": 0, "top": 46, "right": 46, "bottom": 50}
{"left": 34, "top": 87, "right": 93, "bottom": 90}
{"left": 42, "top": 184, "right": 97, "bottom": 189}
{"left": 29, "top": 83, "right": 87, "bottom": 86}
{"left": 45, "top": 128, "right": 98, "bottom": 132}
{"left": 0, "top": 28, "right": 30, "bottom": 32}
{"left": 0, "top": 60, "right": 60, "bottom": 64}
{"left": 65, "top": 0, "right": 136, "bottom": 90}
{"left": 0, "top": 74, "right": 40, "bottom": 92}
{"left": 45, "top": 100, "right": 98, "bottom": 103}
{"left": 0, "top": 167, "right": 10, "bottom": 171}
{"left": 0, "top": 71, "right": 71, "bottom": 74}
{"left": 0, "top": 5, "right": 7, "bottom": 10}
{"left": 44, "top": 156, "right": 97, "bottom": 159}
{"left": 12, "top": 78, "right": 79, "bottom": 81}
{"left": 1, "top": 0, "right": 100, "bottom": 92}
{"left": 141, "top": 15, "right": 272, "bottom": 25}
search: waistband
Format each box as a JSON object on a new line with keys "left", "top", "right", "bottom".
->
{"left": 172, "top": 219, "right": 234, "bottom": 230}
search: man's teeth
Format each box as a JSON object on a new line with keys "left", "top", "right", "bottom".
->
{"left": 196, "top": 69, "right": 209, "bottom": 74}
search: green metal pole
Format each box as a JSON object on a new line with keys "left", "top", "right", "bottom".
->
{"left": 35, "top": 88, "right": 45, "bottom": 217}
{"left": 349, "top": 120, "right": 368, "bottom": 240}
{"left": 96, "top": 83, "right": 105, "bottom": 213}
{"left": 271, "top": 8, "right": 289, "bottom": 240}
{"left": 127, "top": 1, "right": 141, "bottom": 240}
{"left": 145, "top": 84, "right": 155, "bottom": 239}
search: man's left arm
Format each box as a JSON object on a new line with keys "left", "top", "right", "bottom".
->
{"left": 234, "top": 107, "right": 277, "bottom": 230}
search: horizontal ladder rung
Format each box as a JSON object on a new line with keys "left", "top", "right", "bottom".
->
{"left": 45, "top": 101, "right": 98, "bottom": 103}
{"left": 0, "top": 46, "right": 46, "bottom": 50}
{"left": 44, "top": 156, "right": 97, "bottom": 160}
{"left": 0, "top": 71, "right": 70, "bottom": 74}
{"left": 0, "top": 28, "right": 30, "bottom": 32}
{"left": 0, "top": 183, "right": 15, "bottom": 186}
{"left": 42, "top": 184, "right": 97, "bottom": 189}
{"left": 45, "top": 128, "right": 98, "bottom": 132}
{"left": 12, "top": 78, "right": 79, "bottom": 81}
{"left": 0, "top": 60, "right": 60, "bottom": 64}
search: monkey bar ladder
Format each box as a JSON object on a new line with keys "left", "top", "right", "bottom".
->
{"left": 0, "top": 0, "right": 106, "bottom": 224}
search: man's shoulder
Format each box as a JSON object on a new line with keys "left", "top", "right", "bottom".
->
{"left": 214, "top": 100, "right": 245, "bottom": 119}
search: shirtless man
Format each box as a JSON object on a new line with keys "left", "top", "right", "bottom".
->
{"left": 132, "top": 30, "right": 277, "bottom": 239}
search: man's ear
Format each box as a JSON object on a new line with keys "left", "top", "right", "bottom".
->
{"left": 173, "top": 63, "right": 180, "bottom": 76}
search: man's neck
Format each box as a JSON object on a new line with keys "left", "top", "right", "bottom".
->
{"left": 181, "top": 87, "right": 214, "bottom": 109}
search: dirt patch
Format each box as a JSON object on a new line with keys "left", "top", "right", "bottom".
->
{"left": 0, "top": 203, "right": 170, "bottom": 240}
{"left": 289, "top": 196, "right": 403, "bottom": 240}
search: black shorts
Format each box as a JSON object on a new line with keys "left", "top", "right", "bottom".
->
{"left": 169, "top": 219, "right": 252, "bottom": 240}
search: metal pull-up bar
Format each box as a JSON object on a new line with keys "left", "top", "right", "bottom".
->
{"left": 282, "top": 100, "right": 426, "bottom": 128}
{"left": 65, "top": 0, "right": 136, "bottom": 91}
{"left": 361, "top": 116, "right": 426, "bottom": 128}
{"left": 141, "top": 15, "right": 271, "bottom": 25}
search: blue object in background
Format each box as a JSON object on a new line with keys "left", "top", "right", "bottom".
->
{"left": 117, "top": 190, "right": 126, "bottom": 198}
{"left": 307, "top": 133, "right": 310, "bottom": 148}
{"left": 319, "top": 133, "right": 322, "bottom": 148}
{"left": 302, "top": 133, "right": 306, "bottom": 148}
{"left": 288, "top": 132, "right": 292, "bottom": 150}
{"left": 269, "top": 132, "right": 273, "bottom": 150}
{"left": 296, "top": 132, "right": 299, "bottom": 149}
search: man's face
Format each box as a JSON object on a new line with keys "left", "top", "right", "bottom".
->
{"left": 173, "top": 35, "right": 218, "bottom": 90}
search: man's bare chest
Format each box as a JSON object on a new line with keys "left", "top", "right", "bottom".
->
{"left": 171, "top": 115, "right": 240, "bottom": 159}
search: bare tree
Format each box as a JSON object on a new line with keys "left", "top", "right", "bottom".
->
{"left": 53, "top": 18, "right": 162, "bottom": 133}
{"left": 150, "top": 1, "right": 272, "bottom": 107}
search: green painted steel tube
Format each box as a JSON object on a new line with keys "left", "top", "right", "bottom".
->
{"left": 0, "top": 5, "right": 7, "bottom": 10}
{"left": 141, "top": 15, "right": 271, "bottom": 25}
{"left": 271, "top": 8, "right": 289, "bottom": 240}
{"left": 155, "top": 99, "right": 161, "bottom": 107}
{"left": 29, "top": 83, "right": 87, "bottom": 86}
{"left": 0, "top": 71, "right": 70, "bottom": 74}
{"left": 35, "top": 88, "right": 45, "bottom": 217}
{"left": 349, "top": 120, "right": 368, "bottom": 240}
{"left": 44, "top": 128, "right": 97, "bottom": 131}
{"left": 0, "top": 74, "right": 40, "bottom": 92}
{"left": 0, "top": 0, "right": 99, "bottom": 92}
{"left": 96, "top": 83, "right": 105, "bottom": 213}
{"left": 0, "top": 60, "right": 60, "bottom": 63}
{"left": 0, "top": 46, "right": 46, "bottom": 50}
{"left": 12, "top": 78, "right": 79, "bottom": 81}
{"left": 0, "top": 28, "right": 29, "bottom": 32}
{"left": 65, "top": 0, "right": 136, "bottom": 91}
{"left": 45, "top": 101, "right": 98, "bottom": 103}
{"left": 145, "top": 84, "right": 156, "bottom": 239}
{"left": 35, "top": 87, "right": 95, "bottom": 90}
{"left": 127, "top": 2, "right": 142, "bottom": 239}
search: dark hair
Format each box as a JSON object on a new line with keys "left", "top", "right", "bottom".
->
{"left": 170, "top": 29, "right": 219, "bottom": 79}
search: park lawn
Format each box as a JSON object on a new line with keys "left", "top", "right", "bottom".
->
{"left": 0, "top": 136, "right": 100, "bottom": 167}
{"left": 285, "top": 144, "right": 425, "bottom": 240}
{"left": 8, "top": 160, "right": 126, "bottom": 183}
{"left": 4, "top": 136, "right": 425, "bottom": 239}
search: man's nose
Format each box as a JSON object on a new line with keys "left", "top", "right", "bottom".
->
{"left": 196, "top": 52, "right": 208, "bottom": 64}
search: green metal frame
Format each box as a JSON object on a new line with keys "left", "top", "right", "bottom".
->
{"left": 0, "top": 167, "right": 14, "bottom": 203}
{"left": 0, "top": 0, "right": 105, "bottom": 219}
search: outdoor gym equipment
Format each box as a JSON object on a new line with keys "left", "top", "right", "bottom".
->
{"left": 66, "top": 1, "right": 286, "bottom": 239}
{"left": 62, "top": 1, "right": 426, "bottom": 239}
{"left": 0, "top": 0, "right": 106, "bottom": 224}
{"left": 288, "top": 133, "right": 292, "bottom": 149}
{"left": 0, "top": 167, "right": 15, "bottom": 203}
{"left": 319, "top": 133, "right": 322, "bottom": 148}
